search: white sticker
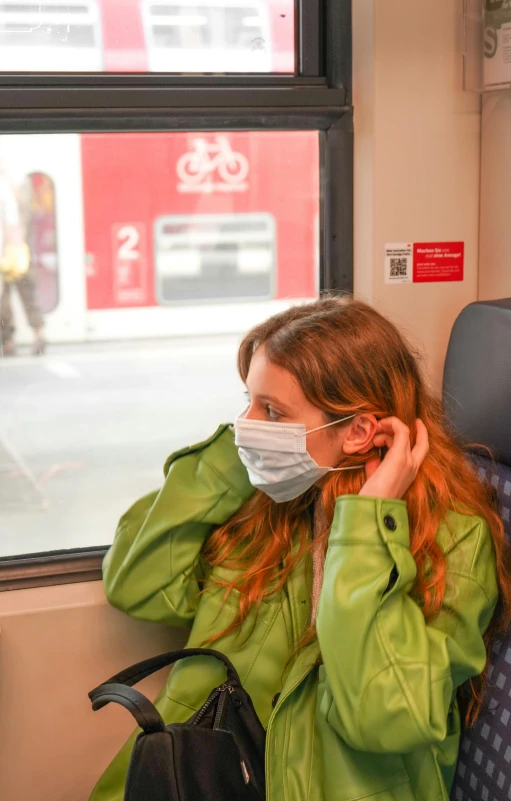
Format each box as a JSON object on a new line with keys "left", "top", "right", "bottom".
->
{"left": 384, "top": 243, "right": 412, "bottom": 284}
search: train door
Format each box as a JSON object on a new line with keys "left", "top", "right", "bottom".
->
{"left": 0, "top": 134, "right": 87, "bottom": 346}
{"left": 24, "top": 172, "right": 59, "bottom": 316}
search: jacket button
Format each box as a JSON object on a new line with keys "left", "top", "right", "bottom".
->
{"left": 272, "top": 693, "right": 281, "bottom": 708}
{"left": 383, "top": 515, "right": 397, "bottom": 531}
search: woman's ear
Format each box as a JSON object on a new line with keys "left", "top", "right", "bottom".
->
{"left": 342, "top": 414, "right": 378, "bottom": 455}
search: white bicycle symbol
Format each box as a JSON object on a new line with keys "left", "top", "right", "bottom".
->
{"left": 177, "top": 136, "right": 249, "bottom": 185}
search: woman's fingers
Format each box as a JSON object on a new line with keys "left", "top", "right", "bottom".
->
{"left": 372, "top": 417, "right": 429, "bottom": 468}
{"left": 411, "top": 418, "right": 429, "bottom": 467}
{"left": 376, "top": 417, "right": 410, "bottom": 445}
{"left": 372, "top": 417, "right": 408, "bottom": 454}
{"left": 372, "top": 432, "right": 393, "bottom": 449}
{"left": 360, "top": 417, "right": 429, "bottom": 500}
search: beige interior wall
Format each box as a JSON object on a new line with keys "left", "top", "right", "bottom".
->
{"left": 0, "top": 581, "right": 187, "bottom": 801}
{"left": 353, "top": 0, "right": 482, "bottom": 390}
{"left": 479, "top": 91, "right": 511, "bottom": 300}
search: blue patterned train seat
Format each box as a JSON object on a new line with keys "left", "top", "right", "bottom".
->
{"left": 443, "top": 299, "right": 511, "bottom": 801}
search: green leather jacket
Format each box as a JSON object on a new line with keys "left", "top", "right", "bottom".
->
{"left": 90, "top": 424, "right": 499, "bottom": 801}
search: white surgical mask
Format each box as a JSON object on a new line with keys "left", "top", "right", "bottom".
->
{"left": 234, "top": 412, "right": 364, "bottom": 503}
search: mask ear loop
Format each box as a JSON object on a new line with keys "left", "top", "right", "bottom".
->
{"left": 329, "top": 464, "right": 365, "bottom": 472}
{"left": 306, "top": 413, "right": 357, "bottom": 435}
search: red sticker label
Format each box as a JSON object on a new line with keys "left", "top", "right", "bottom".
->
{"left": 413, "top": 242, "right": 464, "bottom": 283}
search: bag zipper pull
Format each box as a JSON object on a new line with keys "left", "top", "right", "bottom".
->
{"left": 240, "top": 761, "right": 250, "bottom": 785}
{"left": 228, "top": 684, "right": 242, "bottom": 708}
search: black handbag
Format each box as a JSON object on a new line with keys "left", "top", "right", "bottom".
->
{"left": 89, "top": 648, "right": 266, "bottom": 801}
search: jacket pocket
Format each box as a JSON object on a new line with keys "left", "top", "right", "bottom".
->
{"left": 315, "top": 667, "right": 411, "bottom": 801}
{"left": 315, "top": 724, "right": 411, "bottom": 801}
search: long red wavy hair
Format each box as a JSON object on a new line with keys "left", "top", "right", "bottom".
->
{"left": 202, "top": 296, "right": 511, "bottom": 723}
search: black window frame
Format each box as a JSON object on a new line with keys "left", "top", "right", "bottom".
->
{"left": 0, "top": 0, "right": 353, "bottom": 591}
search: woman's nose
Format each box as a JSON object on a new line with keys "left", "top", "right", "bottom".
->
{"left": 243, "top": 403, "right": 266, "bottom": 422}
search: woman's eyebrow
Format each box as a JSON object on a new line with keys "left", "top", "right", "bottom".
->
{"left": 257, "top": 394, "right": 293, "bottom": 414}
{"left": 244, "top": 385, "right": 293, "bottom": 414}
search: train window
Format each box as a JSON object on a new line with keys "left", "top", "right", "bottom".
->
{"left": 0, "top": 0, "right": 295, "bottom": 73}
{"left": 0, "top": 129, "right": 319, "bottom": 558}
{"left": 0, "top": 0, "right": 351, "bottom": 583}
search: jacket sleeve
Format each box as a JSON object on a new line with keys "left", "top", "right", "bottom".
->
{"left": 103, "top": 425, "right": 254, "bottom": 628}
{"left": 316, "top": 495, "right": 499, "bottom": 753}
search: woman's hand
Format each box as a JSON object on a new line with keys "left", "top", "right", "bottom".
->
{"left": 359, "top": 418, "right": 429, "bottom": 500}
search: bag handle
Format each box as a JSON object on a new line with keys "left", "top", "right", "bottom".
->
{"left": 88, "top": 648, "right": 241, "bottom": 712}
{"left": 90, "top": 683, "right": 166, "bottom": 733}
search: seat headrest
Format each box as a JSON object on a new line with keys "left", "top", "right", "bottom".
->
{"left": 443, "top": 298, "right": 511, "bottom": 468}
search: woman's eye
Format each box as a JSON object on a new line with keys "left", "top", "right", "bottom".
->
{"left": 267, "top": 407, "right": 281, "bottom": 421}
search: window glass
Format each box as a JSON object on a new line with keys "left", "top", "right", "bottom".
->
{"left": 0, "top": 130, "right": 319, "bottom": 556}
{"left": 0, "top": 0, "right": 295, "bottom": 73}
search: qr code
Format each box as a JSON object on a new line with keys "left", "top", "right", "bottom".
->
{"left": 389, "top": 257, "right": 408, "bottom": 277}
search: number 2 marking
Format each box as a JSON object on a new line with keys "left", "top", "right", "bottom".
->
{"left": 117, "top": 225, "right": 140, "bottom": 260}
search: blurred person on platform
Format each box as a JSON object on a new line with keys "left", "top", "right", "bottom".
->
{"left": 0, "top": 161, "right": 44, "bottom": 356}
